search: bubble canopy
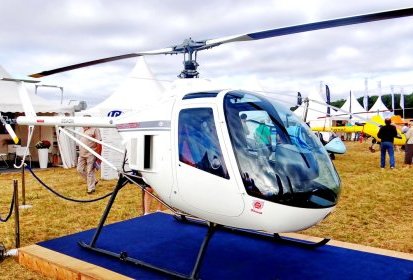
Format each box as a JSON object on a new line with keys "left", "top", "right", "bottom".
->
{"left": 223, "top": 91, "right": 341, "bottom": 209}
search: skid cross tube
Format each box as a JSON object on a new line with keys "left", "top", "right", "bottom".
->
{"left": 79, "top": 174, "right": 219, "bottom": 279}
{"left": 79, "top": 222, "right": 220, "bottom": 280}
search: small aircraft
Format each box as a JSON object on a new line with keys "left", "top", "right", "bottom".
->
{"left": 311, "top": 114, "right": 407, "bottom": 150}
{"left": 10, "top": 7, "right": 413, "bottom": 279}
{"left": 295, "top": 93, "right": 347, "bottom": 159}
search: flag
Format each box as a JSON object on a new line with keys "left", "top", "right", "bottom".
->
{"left": 349, "top": 91, "right": 352, "bottom": 119}
{"left": 400, "top": 92, "right": 404, "bottom": 108}
{"left": 391, "top": 86, "right": 395, "bottom": 110}
{"left": 297, "top": 92, "right": 302, "bottom": 106}
{"left": 400, "top": 88, "right": 405, "bottom": 118}
{"left": 325, "top": 85, "right": 331, "bottom": 116}
{"left": 363, "top": 78, "right": 368, "bottom": 110}
{"left": 363, "top": 94, "right": 368, "bottom": 111}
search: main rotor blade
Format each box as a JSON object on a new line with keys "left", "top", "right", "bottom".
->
{"left": 29, "top": 48, "right": 175, "bottom": 78}
{"left": 29, "top": 7, "right": 413, "bottom": 78}
{"left": 205, "top": 7, "right": 413, "bottom": 46}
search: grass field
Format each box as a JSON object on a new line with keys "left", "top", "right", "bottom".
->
{"left": 0, "top": 141, "right": 412, "bottom": 279}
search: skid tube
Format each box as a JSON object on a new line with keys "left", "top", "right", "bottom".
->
{"left": 174, "top": 214, "right": 330, "bottom": 249}
{"left": 78, "top": 174, "right": 220, "bottom": 280}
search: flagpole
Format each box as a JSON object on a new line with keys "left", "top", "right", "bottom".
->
{"left": 401, "top": 87, "right": 405, "bottom": 119}
{"left": 364, "top": 78, "right": 369, "bottom": 111}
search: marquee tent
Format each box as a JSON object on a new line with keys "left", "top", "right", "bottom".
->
{"left": 368, "top": 96, "right": 390, "bottom": 119}
{"left": 84, "top": 57, "right": 165, "bottom": 116}
{"left": 294, "top": 90, "right": 331, "bottom": 128}
{"left": 333, "top": 92, "right": 369, "bottom": 122}
{"left": 0, "top": 66, "right": 75, "bottom": 114}
{"left": 0, "top": 65, "right": 77, "bottom": 165}
{"left": 80, "top": 57, "right": 165, "bottom": 179}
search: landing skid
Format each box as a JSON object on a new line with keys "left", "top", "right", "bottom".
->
{"left": 78, "top": 174, "right": 220, "bottom": 280}
{"left": 79, "top": 174, "right": 328, "bottom": 279}
{"left": 174, "top": 214, "right": 330, "bottom": 249}
{"left": 273, "top": 233, "right": 330, "bottom": 248}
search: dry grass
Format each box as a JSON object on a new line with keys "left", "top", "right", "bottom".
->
{"left": 0, "top": 141, "right": 412, "bottom": 279}
{"left": 0, "top": 168, "right": 143, "bottom": 280}
{"left": 302, "top": 141, "right": 413, "bottom": 253}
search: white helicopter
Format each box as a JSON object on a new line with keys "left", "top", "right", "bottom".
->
{"left": 13, "top": 7, "right": 413, "bottom": 279}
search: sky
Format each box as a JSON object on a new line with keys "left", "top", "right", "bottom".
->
{"left": 1, "top": 0, "right": 413, "bottom": 108}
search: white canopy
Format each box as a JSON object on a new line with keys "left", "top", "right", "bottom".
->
{"left": 332, "top": 92, "right": 369, "bottom": 122}
{"left": 85, "top": 57, "right": 165, "bottom": 116}
{"left": 294, "top": 90, "right": 331, "bottom": 127}
{"left": 0, "top": 66, "right": 74, "bottom": 114}
{"left": 368, "top": 96, "right": 390, "bottom": 119}
{"left": 80, "top": 57, "right": 166, "bottom": 180}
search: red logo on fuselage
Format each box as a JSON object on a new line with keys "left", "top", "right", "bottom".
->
{"left": 251, "top": 200, "right": 264, "bottom": 214}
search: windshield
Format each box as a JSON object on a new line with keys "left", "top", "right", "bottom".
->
{"left": 224, "top": 90, "right": 341, "bottom": 209}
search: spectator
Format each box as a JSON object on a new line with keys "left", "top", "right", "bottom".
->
{"left": 254, "top": 119, "right": 271, "bottom": 157}
{"left": 77, "top": 117, "right": 102, "bottom": 194}
{"left": 143, "top": 186, "right": 162, "bottom": 215}
{"left": 255, "top": 120, "right": 271, "bottom": 146}
{"left": 377, "top": 118, "right": 400, "bottom": 169}
{"left": 403, "top": 120, "right": 413, "bottom": 168}
{"left": 345, "top": 122, "right": 353, "bottom": 141}
{"left": 240, "top": 113, "right": 250, "bottom": 135}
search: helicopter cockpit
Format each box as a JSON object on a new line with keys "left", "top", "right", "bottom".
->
{"left": 224, "top": 91, "right": 341, "bottom": 209}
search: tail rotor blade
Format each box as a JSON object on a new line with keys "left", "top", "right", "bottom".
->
{"left": 5, "top": 124, "right": 19, "bottom": 144}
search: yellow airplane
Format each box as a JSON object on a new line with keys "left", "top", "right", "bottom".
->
{"left": 311, "top": 115, "right": 406, "bottom": 147}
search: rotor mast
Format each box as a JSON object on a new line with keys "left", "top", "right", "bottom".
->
{"left": 174, "top": 38, "right": 209, "bottom": 79}
{"left": 180, "top": 50, "right": 199, "bottom": 78}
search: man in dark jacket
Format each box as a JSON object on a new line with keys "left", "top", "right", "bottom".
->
{"left": 377, "top": 118, "right": 400, "bottom": 169}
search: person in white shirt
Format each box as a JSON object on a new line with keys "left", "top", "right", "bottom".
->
{"left": 77, "top": 123, "right": 101, "bottom": 194}
{"left": 403, "top": 120, "right": 413, "bottom": 168}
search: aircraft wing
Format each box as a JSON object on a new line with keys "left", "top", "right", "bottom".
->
{"left": 312, "top": 123, "right": 406, "bottom": 146}
{"left": 312, "top": 125, "right": 363, "bottom": 133}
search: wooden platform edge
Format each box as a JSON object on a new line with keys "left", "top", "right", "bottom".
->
{"left": 18, "top": 244, "right": 133, "bottom": 280}
{"left": 283, "top": 232, "right": 413, "bottom": 261}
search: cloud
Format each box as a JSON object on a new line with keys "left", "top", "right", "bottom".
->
{"left": 1, "top": 0, "right": 413, "bottom": 106}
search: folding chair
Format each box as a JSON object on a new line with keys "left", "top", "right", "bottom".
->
{"left": 0, "top": 153, "right": 8, "bottom": 169}
{"left": 7, "top": 144, "right": 20, "bottom": 161}
{"left": 15, "top": 146, "right": 32, "bottom": 168}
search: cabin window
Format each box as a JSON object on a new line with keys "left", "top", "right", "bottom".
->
{"left": 224, "top": 91, "right": 341, "bottom": 209}
{"left": 144, "top": 135, "right": 152, "bottom": 169}
{"left": 178, "top": 108, "right": 229, "bottom": 179}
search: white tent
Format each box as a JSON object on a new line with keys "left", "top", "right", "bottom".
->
{"left": 85, "top": 57, "right": 165, "bottom": 116}
{"left": 0, "top": 65, "right": 76, "bottom": 164}
{"left": 368, "top": 96, "right": 390, "bottom": 119}
{"left": 294, "top": 90, "right": 331, "bottom": 128}
{"left": 81, "top": 57, "right": 165, "bottom": 179}
{"left": 334, "top": 92, "right": 369, "bottom": 122}
{"left": 0, "top": 66, "right": 74, "bottom": 114}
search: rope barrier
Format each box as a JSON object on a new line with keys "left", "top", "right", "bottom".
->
{"left": 0, "top": 186, "right": 15, "bottom": 222}
{"left": 26, "top": 166, "right": 114, "bottom": 203}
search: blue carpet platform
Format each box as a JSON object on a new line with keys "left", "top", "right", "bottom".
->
{"left": 35, "top": 212, "right": 413, "bottom": 279}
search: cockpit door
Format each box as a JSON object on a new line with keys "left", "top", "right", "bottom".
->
{"left": 175, "top": 106, "right": 244, "bottom": 217}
